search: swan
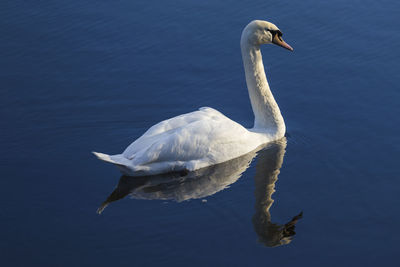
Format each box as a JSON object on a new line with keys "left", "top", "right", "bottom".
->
{"left": 93, "top": 20, "right": 293, "bottom": 176}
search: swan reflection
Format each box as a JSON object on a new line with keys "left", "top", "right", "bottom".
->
{"left": 98, "top": 138, "right": 302, "bottom": 247}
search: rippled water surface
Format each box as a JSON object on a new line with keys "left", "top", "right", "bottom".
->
{"left": 1, "top": 0, "right": 400, "bottom": 266}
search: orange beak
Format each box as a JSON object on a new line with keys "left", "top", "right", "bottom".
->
{"left": 272, "top": 34, "right": 294, "bottom": 51}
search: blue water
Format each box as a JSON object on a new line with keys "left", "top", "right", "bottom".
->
{"left": 1, "top": 0, "right": 400, "bottom": 266}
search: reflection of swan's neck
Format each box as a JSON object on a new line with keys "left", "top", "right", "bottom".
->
{"left": 253, "top": 141, "right": 286, "bottom": 222}
{"left": 241, "top": 39, "right": 285, "bottom": 136}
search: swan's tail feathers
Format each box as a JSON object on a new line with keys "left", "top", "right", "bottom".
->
{"left": 92, "top": 152, "right": 135, "bottom": 175}
{"left": 93, "top": 152, "right": 114, "bottom": 163}
{"left": 92, "top": 152, "right": 138, "bottom": 175}
{"left": 92, "top": 152, "right": 132, "bottom": 166}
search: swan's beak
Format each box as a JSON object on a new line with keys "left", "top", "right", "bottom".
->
{"left": 272, "top": 34, "right": 293, "bottom": 51}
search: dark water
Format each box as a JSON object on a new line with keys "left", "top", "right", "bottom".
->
{"left": 1, "top": 0, "right": 400, "bottom": 266}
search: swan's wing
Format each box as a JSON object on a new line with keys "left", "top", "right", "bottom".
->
{"left": 123, "top": 107, "right": 226, "bottom": 157}
{"left": 122, "top": 107, "right": 257, "bottom": 172}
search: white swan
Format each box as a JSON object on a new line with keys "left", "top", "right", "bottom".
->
{"left": 93, "top": 20, "right": 293, "bottom": 176}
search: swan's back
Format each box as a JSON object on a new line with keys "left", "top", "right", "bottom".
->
{"left": 122, "top": 107, "right": 224, "bottom": 157}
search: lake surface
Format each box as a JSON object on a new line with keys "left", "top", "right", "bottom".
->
{"left": 1, "top": 0, "right": 400, "bottom": 266}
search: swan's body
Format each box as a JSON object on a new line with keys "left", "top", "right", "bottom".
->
{"left": 93, "top": 20, "right": 293, "bottom": 176}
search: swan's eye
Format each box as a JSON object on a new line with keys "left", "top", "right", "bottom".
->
{"left": 269, "top": 30, "right": 282, "bottom": 36}
{"left": 269, "top": 30, "right": 283, "bottom": 41}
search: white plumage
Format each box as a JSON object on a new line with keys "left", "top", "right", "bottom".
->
{"left": 93, "top": 20, "right": 293, "bottom": 176}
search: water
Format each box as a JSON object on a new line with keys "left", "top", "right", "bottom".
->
{"left": 1, "top": 0, "right": 399, "bottom": 266}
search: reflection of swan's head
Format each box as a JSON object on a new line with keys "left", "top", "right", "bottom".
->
{"left": 254, "top": 211, "right": 303, "bottom": 247}
{"left": 241, "top": 20, "right": 293, "bottom": 51}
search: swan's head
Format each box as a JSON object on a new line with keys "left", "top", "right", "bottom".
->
{"left": 241, "top": 20, "right": 293, "bottom": 51}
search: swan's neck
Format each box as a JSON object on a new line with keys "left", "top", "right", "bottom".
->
{"left": 241, "top": 40, "right": 285, "bottom": 137}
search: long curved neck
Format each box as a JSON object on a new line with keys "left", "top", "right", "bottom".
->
{"left": 241, "top": 39, "right": 285, "bottom": 136}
